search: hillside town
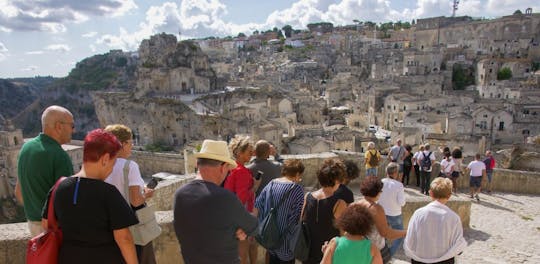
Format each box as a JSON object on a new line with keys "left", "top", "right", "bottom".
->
{"left": 2, "top": 11, "right": 540, "bottom": 204}
{"left": 91, "top": 10, "right": 540, "bottom": 157}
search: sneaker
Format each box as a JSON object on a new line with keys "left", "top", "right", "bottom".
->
{"left": 475, "top": 194, "right": 480, "bottom": 201}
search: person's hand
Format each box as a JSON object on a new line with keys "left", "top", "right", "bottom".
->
{"left": 143, "top": 187, "right": 155, "bottom": 199}
{"left": 235, "top": 228, "right": 247, "bottom": 241}
{"left": 321, "top": 237, "right": 337, "bottom": 253}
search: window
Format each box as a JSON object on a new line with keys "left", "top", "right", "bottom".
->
{"left": 499, "top": 121, "right": 505, "bottom": 131}
{"left": 480, "top": 121, "right": 487, "bottom": 129}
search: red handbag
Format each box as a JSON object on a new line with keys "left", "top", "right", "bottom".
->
{"left": 26, "top": 177, "right": 66, "bottom": 264}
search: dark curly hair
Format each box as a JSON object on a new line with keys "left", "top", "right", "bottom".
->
{"left": 343, "top": 160, "right": 360, "bottom": 181}
{"left": 451, "top": 147, "right": 463, "bottom": 159}
{"left": 317, "top": 158, "right": 346, "bottom": 187}
{"left": 359, "top": 177, "right": 383, "bottom": 197}
{"left": 335, "top": 204, "right": 373, "bottom": 236}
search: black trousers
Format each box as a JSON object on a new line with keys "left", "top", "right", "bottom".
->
{"left": 420, "top": 171, "right": 431, "bottom": 194}
{"left": 403, "top": 164, "right": 412, "bottom": 185}
{"left": 411, "top": 257, "right": 455, "bottom": 264}
{"left": 414, "top": 165, "right": 420, "bottom": 186}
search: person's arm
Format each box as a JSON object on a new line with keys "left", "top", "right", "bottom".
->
{"left": 320, "top": 237, "right": 337, "bottom": 264}
{"left": 113, "top": 228, "right": 138, "bottom": 264}
{"left": 128, "top": 185, "right": 145, "bottom": 207}
{"left": 333, "top": 199, "right": 347, "bottom": 235}
{"left": 14, "top": 180, "right": 23, "bottom": 205}
{"left": 482, "top": 169, "right": 486, "bottom": 181}
{"left": 371, "top": 242, "right": 383, "bottom": 264}
{"left": 372, "top": 205, "right": 406, "bottom": 239}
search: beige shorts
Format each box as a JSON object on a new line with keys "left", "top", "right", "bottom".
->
{"left": 28, "top": 221, "right": 44, "bottom": 237}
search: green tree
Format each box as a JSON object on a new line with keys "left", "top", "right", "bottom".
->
{"left": 237, "top": 32, "right": 246, "bottom": 38}
{"left": 452, "top": 64, "right": 474, "bottom": 90}
{"left": 514, "top": 9, "right": 523, "bottom": 15}
{"left": 497, "top": 67, "right": 512, "bottom": 80}
{"left": 282, "top": 25, "right": 293, "bottom": 38}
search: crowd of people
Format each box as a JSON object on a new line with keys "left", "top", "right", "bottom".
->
{"left": 15, "top": 105, "right": 500, "bottom": 263}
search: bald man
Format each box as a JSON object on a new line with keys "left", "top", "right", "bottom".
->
{"left": 15, "top": 105, "right": 75, "bottom": 236}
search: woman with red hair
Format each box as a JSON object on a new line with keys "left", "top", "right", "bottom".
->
{"left": 42, "top": 129, "right": 139, "bottom": 264}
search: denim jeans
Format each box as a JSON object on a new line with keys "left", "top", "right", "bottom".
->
{"left": 385, "top": 214, "right": 404, "bottom": 257}
{"left": 366, "top": 167, "right": 378, "bottom": 177}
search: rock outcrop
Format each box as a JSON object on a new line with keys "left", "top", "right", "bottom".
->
{"left": 135, "top": 34, "right": 219, "bottom": 99}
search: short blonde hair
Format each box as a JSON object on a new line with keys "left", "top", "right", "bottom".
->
{"left": 430, "top": 177, "right": 453, "bottom": 199}
{"left": 104, "top": 124, "right": 132, "bottom": 142}
{"left": 228, "top": 135, "right": 252, "bottom": 159}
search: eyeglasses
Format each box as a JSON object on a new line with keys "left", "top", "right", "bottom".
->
{"left": 59, "top": 121, "right": 75, "bottom": 129}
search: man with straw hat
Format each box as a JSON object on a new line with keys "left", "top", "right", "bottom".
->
{"left": 173, "top": 140, "right": 258, "bottom": 263}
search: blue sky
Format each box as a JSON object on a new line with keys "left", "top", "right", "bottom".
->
{"left": 0, "top": 0, "right": 538, "bottom": 78}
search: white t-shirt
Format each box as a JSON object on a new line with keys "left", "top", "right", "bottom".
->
{"left": 379, "top": 178, "right": 406, "bottom": 216}
{"left": 418, "top": 150, "right": 436, "bottom": 172}
{"left": 467, "top": 160, "right": 486, "bottom": 177}
{"left": 440, "top": 158, "right": 455, "bottom": 174}
{"left": 105, "top": 158, "right": 145, "bottom": 202}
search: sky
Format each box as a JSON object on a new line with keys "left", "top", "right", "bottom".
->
{"left": 0, "top": 0, "right": 538, "bottom": 78}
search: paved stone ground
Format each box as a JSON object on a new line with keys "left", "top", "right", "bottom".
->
{"left": 390, "top": 188, "right": 540, "bottom": 264}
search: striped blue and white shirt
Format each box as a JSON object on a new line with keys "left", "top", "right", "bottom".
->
{"left": 255, "top": 180, "right": 304, "bottom": 261}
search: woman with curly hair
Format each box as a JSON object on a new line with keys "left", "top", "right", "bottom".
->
{"left": 224, "top": 135, "right": 257, "bottom": 264}
{"left": 320, "top": 204, "right": 383, "bottom": 264}
{"left": 351, "top": 177, "right": 406, "bottom": 263}
{"left": 302, "top": 158, "right": 348, "bottom": 264}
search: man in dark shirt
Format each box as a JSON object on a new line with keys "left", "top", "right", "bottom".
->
{"left": 174, "top": 140, "right": 258, "bottom": 264}
{"left": 247, "top": 140, "right": 283, "bottom": 197}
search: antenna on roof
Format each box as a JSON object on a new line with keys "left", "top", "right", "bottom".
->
{"left": 452, "top": 0, "right": 460, "bottom": 17}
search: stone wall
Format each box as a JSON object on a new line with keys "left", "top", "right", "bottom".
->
{"left": 0, "top": 189, "right": 470, "bottom": 264}
{"left": 3, "top": 152, "right": 539, "bottom": 263}
{"left": 131, "top": 150, "right": 185, "bottom": 177}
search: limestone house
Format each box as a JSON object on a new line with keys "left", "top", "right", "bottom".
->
{"left": 402, "top": 48, "right": 443, "bottom": 75}
{"left": 345, "top": 112, "right": 370, "bottom": 132}
{"left": 296, "top": 99, "right": 325, "bottom": 125}
{"left": 0, "top": 122, "right": 22, "bottom": 198}
{"left": 287, "top": 136, "right": 332, "bottom": 155}
{"left": 471, "top": 106, "right": 515, "bottom": 144}
{"left": 446, "top": 112, "right": 474, "bottom": 135}
{"left": 512, "top": 103, "right": 540, "bottom": 139}
{"left": 477, "top": 59, "right": 532, "bottom": 86}
{"left": 251, "top": 121, "right": 282, "bottom": 144}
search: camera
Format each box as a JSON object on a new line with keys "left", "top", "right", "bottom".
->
{"left": 254, "top": 170, "right": 264, "bottom": 180}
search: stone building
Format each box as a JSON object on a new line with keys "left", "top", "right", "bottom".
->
{"left": 0, "top": 121, "right": 23, "bottom": 199}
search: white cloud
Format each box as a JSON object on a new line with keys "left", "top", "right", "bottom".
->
{"left": 0, "top": 41, "right": 7, "bottom": 61}
{"left": 45, "top": 44, "right": 71, "bottom": 52}
{"left": 0, "top": 0, "right": 137, "bottom": 32}
{"left": 21, "top": 65, "right": 38, "bottom": 71}
{"left": 25, "top": 50, "right": 44, "bottom": 55}
{"left": 82, "top": 31, "right": 98, "bottom": 38}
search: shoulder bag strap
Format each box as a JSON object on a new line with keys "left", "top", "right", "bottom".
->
{"left": 123, "top": 160, "right": 131, "bottom": 205}
{"left": 48, "top": 177, "right": 66, "bottom": 230}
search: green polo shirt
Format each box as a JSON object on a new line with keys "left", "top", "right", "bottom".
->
{"left": 17, "top": 133, "right": 74, "bottom": 221}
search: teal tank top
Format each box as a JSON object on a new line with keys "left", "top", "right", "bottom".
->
{"left": 332, "top": 236, "right": 373, "bottom": 264}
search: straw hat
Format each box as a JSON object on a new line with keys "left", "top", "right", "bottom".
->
{"left": 194, "top": 140, "right": 237, "bottom": 168}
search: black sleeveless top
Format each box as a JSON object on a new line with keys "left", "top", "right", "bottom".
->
{"left": 302, "top": 193, "right": 340, "bottom": 264}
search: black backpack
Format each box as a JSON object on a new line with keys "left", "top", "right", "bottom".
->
{"left": 421, "top": 152, "right": 432, "bottom": 171}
